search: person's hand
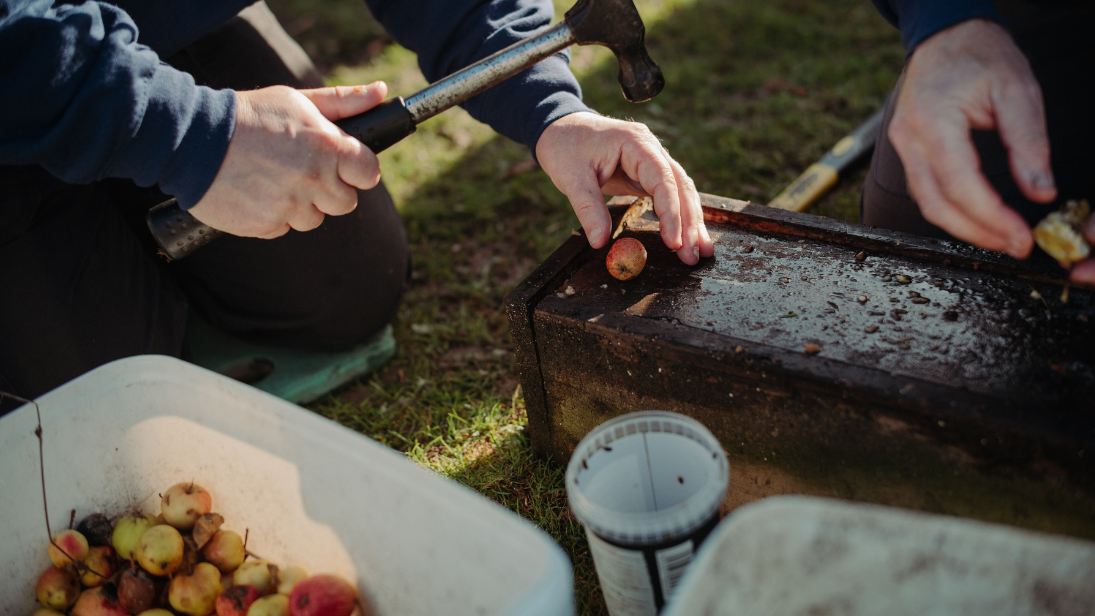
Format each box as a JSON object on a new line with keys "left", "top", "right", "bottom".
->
{"left": 1068, "top": 218, "right": 1095, "bottom": 284}
{"left": 536, "top": 112, "right": 714, "bottom": 265}
{"left": 188, "top": 82, "right": 388, "bottom": 238}
{"left": 888, "top": 19, "right": 1056, "bottom": 260}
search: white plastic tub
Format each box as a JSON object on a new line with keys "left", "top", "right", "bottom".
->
{"left": 0, "top": 355, "right": 573, "bottom": 616}
{"left": 663, "top": 496, "right": 1095, "bottom": 616}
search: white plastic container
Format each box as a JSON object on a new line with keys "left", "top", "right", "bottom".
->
{"left": 663, "top": 495, "right": 1095, "bottom": 616}
{"left": 565, "top": 411, "right": 729, "bottom": 616}
{"left": 0, "top": 355, "right": 573, "bottom": 616}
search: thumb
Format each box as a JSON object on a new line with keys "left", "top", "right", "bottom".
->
{"left": 300, "top": 82, "right": 388, "bottom": 122}
{"left": 994, "top": 79, "right": 1056, "bottom": 204}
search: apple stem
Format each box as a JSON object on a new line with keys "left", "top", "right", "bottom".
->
{"left": 68, "top": 508, "right": 75, "bottom": 530}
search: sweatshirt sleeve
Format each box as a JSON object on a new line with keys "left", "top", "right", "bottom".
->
{"left": 364, "top": 0, "right": 594, "bottom": 156}
{"left": 871, "top": 0, "right": 1005, "bottom": 57}
{"left": 0, "top": 0, "right": 236, "bottom": 209}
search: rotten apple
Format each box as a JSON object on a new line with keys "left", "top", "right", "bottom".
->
{"left": 215, "top": 584, "right": 260, "bottom": 616}
{"left": 232, "top": 559, "right": 276, "bottom": 595}
{"left": 70, "top": 585, "right": 129, "bottom": 616}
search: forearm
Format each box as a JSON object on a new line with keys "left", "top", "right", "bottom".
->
{"left": 364, "top": 0, "right": 593, "bottom": 153}
{"left": 0, "top": 0, "right": 235, "bottom": 208}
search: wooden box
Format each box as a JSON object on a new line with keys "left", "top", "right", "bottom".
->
{"left": 505, "top": 194, "right": 1095, "bottom": 539}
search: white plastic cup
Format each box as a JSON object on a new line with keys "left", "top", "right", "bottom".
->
{"left": 566, "top": 411, "right": 729, "bottom": 616}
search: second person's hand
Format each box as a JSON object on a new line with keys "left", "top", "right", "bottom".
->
{"left": 536, "top": 112, "right": 714, "bottom": 266}
{"left": 188, "top": 82, "right": 389, "bottom": 238}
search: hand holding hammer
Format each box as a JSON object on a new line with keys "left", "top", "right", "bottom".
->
{"left": 148, "top": 0, "right": 713, "bottom": 265}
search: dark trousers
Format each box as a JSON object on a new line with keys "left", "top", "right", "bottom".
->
{"left": 861, "top": 0, "right": 1095, "bottom": 240}
{"left": 0, "top": 2, "right": 409, "bottom": 409}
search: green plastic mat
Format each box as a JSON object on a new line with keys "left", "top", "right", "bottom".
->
{"left": 185, "top": 315, "right": 395, "bottom": 404}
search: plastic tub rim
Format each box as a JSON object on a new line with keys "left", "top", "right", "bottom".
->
{"left": 565, "top": 410, "right": 729, "bottom": 546}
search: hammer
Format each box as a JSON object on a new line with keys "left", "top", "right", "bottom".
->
{"left": 148, "top": 0, "right": 665, "bottom": 259}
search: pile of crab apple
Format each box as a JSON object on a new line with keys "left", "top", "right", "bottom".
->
{"left": 34, "top": 482, "right": 367, "bottom": 616}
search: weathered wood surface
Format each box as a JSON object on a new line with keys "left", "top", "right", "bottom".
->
{"left": 505, "top": 194, "right": 1095, "bottom": 539}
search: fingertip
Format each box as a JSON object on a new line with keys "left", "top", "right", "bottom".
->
{"left": 1007, "top": 231, "right": 1034, "bottom": 259}
{"left": 677, "top": 245, "right": 699, "bottom": 266}
{"left": 1023, "top": 169, "right": 1057, "bottom": 203}
{"left": 1069, "top": 260, "right": 1095, "bottom": 285}
{"left": 587, "top": 226, "right": 607, "bottom": 249}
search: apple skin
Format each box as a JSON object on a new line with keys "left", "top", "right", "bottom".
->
{"left": 70, "top": 586, "right": 130, "bottom": 616}
{"left": 135, "top": 524, "right": 185, "bottom": 576}
{"left": 117, "top": 566, "right": 158, "bottom": 614}
{"left": 233, "top": 560, "right": 276, "bottom": 595}
{"left": 80, "top": 545, "right": 118, "bottom": 587}
{"left": 203, "top": 530, "right": 246, "bottom": 572}
{"left": 112, "top": 513, "right": 158, "bottom": 559}
{"left": 135, "top": 611, "right": 175, "bottom": 616}
{"left": 169, "top": 562, "right": 224, "bottom": 616}
{"left": 161, "top": 482, "right": 213, "bottom": 530}
{"left": 287, "top": 575, "right": 358, "bottom": 616}
{"left": 276, "top": 566, "right": 309, "bottom": 596}
{"left": 35, "top": 566, "right": 81, "bottom": 611}
{"left": 32, "top": 609, "right": 65, "bottom": 616}
{"left": 216, "top": 585, "right": 260, "bottom": 616}
{"left": 606, "top": 237, "right": 648, "bottom": 281}
{"left": 247, "top": 594, "right": 289, "bottom": 616}
{"left": 48, "top": 529, "right": 90, "bottom": 568}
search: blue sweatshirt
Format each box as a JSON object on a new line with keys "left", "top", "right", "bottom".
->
{"left": 0, "top": 0, "right": 591, "bottom": 209}
{"left": 871, "top": 0, "right": 1004, "bottom": 56}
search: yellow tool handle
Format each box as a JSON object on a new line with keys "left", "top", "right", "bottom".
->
{"left": 767, "top": 163, "right": 839, "bottom": 212}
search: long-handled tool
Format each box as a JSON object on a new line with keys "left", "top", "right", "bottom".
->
{"left": 147, "top": 0, "right": 665, "bottom": 259}
{"left": 767, "top": 102, "right": 887, "bottom": 212}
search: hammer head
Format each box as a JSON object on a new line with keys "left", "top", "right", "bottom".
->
{"left": 565, "top": 0, "right": 665, "bottom": 103}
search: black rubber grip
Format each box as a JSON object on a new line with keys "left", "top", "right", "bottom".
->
{"left": 146, "top": 199, "right": 221, "bottom": 260}
{"left": 146, "top": 98, "right": 417, "bottom": 259}
{"left": 335, "top": 96, "right": 416, "bottom": 154}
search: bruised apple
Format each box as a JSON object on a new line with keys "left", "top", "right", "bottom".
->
{"left": 288, "top": 575, "right": 358, "bottom": 616}
{"left": 169, "top": 562, "right": 223, "bottom": 616}
{"left": 215, "top": 584, "right": 260, "bottom": 616}
{"left": 48, "top": 529, "right": 90, "bottom": 568}
{"left": 135, "top": 524, "right": 185, "bottom": 576}
{"left": 117, "top": 566, "right": 157, "bottom": 614}
{"left": 233, "top": 559, "right": 276, "bottom": 595}
{"left": 203, "top": 530, "right": 245, "bottom": 572}
{"left": 80, "top": 545, "right": 118, "bottom": 587}
{"left": 161, "top": 483, "right": 213, "bottom": 530}
{"left": 36, "top": 567, "right": 80, "bottom": 611}
{"left": 606, "top": 238, "right": 647, "bottom": 281}
{"left": 70, "top": 585, "right": 129, "bottom": 616}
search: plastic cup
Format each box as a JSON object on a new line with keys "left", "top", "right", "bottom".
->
{"left": 566, "top": 411, "right": 729, "bottom": 616}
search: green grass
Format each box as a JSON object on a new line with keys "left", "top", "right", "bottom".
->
{"left": 266, "top": 0, "right": 904, "bottom": 612}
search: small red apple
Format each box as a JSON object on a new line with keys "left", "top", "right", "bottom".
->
{"left": 203, "top": 530, "right": 245, "bottom": 572}
{"left": 80, "top": 545, "right": 118, "bottom": 587}
{"left": 70, "top": 585, "right": 129, "bottom": 616}
{"left": 288, "top": 575, "right": 358, "bottom": 616}
{"left": 35, "top": 566, "right": 80, "bottom": 611}
{"left": 215, "top": 584, "right": 260, "bottom": 616}
{"left": 161, "top": 482, "right": 213, "bottom": 530}
{"left": 606, "top": 237, "right": 647, "bottom": 281}
{"left": 48, "top": 529, "right": 90, "bottom": 568}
